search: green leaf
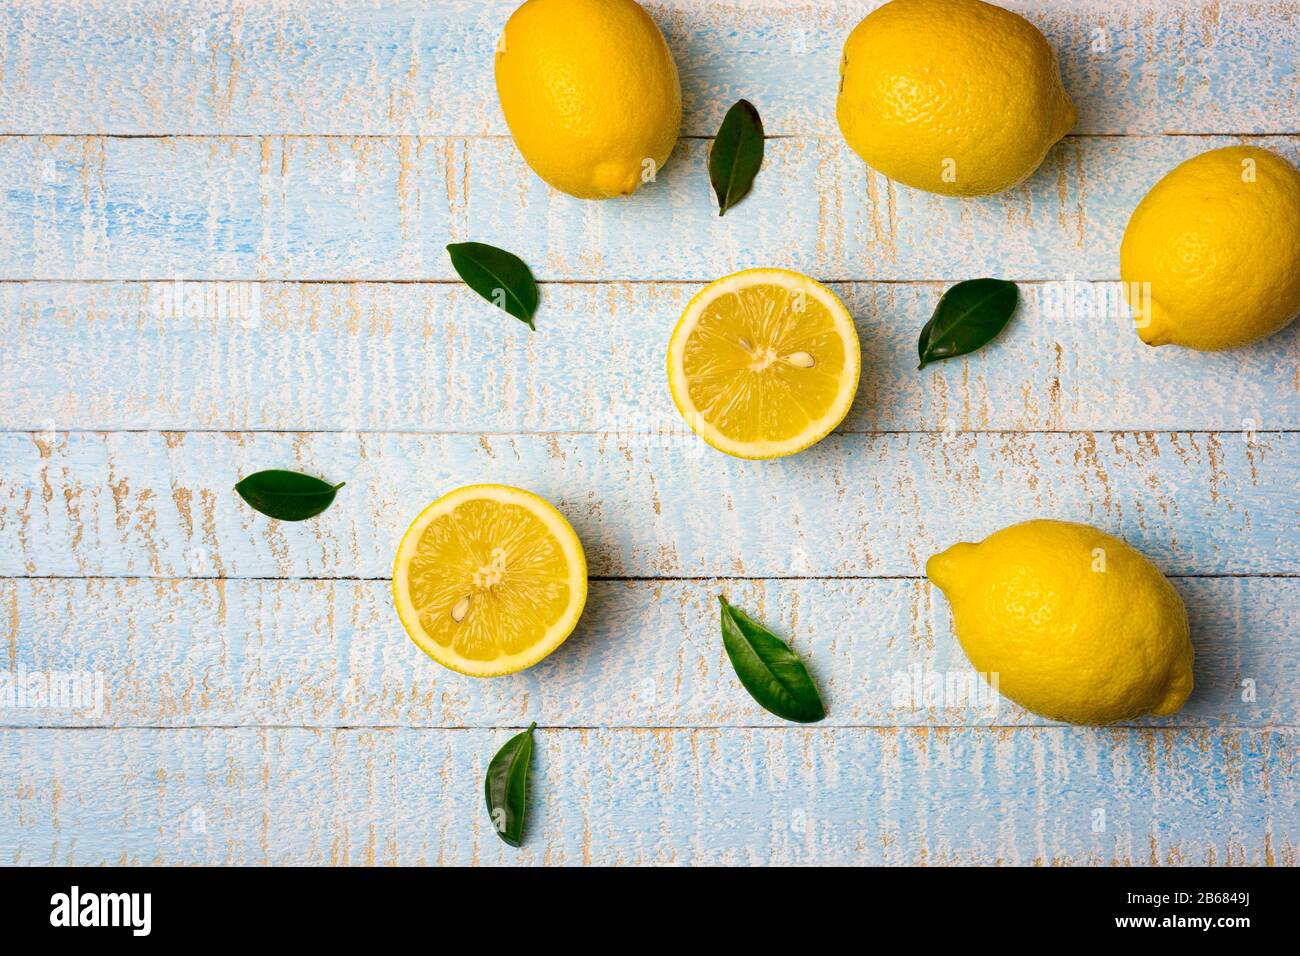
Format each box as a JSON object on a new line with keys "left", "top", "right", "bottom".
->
{"left": 917, "top": 278, "right": 1019, "bottom": 369}
{"left": 718, "top": 596, "right": 825, "bottom": 723}
{"left": 484, "top": 722, "right": 536, "bottom": 847}
{"left": 446, "top": 242, "right": 540, "bottom": 330}
{"left": 708, "top": 99, "right": 765, "bottom": 216}
{"left": 234, "top": 470, "right": 344, "bottom": 522}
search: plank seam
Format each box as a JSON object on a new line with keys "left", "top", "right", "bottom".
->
{"left": 5, "top": 429, "right": 1295, "bottom": 436}
{"left": 5, "top": 573, "right": 1294, "bottom": 582}
{"left": 0, "top": 278, "right": 1162, "bottom": 286}
{"left": 2, "top": 724, "right": 1293, "bottom": 732}
{"left": 0, "top": 278, "right": 1143, "bottom": 285}
{"left": 0, "top": 132, "right": 1294, "bottom": 141}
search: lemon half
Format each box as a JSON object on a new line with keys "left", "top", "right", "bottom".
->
{"left": 393, "top": 484, "right": 588, "bottom": 677}
{"left": 667, "top": 269, "right": 861, "bottom": 459}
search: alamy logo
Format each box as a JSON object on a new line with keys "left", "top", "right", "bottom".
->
{"left": 0, "top": 669, "right": 104, "bottom": 716}
{"left": 49, "top": 886, "right": 151, "bottom": 936}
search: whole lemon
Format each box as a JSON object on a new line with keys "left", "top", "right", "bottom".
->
{"left": 835, "top": 0, "right": 1075, "bottom": 196}
{"left": 1120, "top": 146, "right": 1300, "bottom": 351}
{"left": 494, "top": 0, "right": 681, "bottom": 199}
{"left": 926, "top": 520, "right": 1193, "bottom": 725}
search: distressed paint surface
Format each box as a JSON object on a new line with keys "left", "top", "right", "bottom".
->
{"left": 2, "top": 134, "right": 1298, "bottom": 281}
{"left": 3, "top": 281, "right": 1296, "bottom": 433}
{"left": 0, "top": 0, "right": 1294, "bottom": 136}
{"left": 1, "top": 577, "right": 1295, "bottom": 729}
{"left": 3, "top": 430, "right": 1295, "bottom": 578}
{"left": 1, "top": 728, "right": 1293, "bottom": 866}
{"left": 0, "top": 0, "right": 1296, "bottom": 866}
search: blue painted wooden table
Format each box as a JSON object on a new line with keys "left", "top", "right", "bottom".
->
{"left": 0, "top": 0, "right": 1296, "bottom": 865}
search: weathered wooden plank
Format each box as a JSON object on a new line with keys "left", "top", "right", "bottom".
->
{"left": 4, "top": 281, "right": 1296, "bottom": 433}
{"left": 1, "top": 727, "right": 1291, "bottom": 865}
{"left": 3, "top": 0, "right": 1293, "bottom": 874}
{"left": 0, "top": 0, "right": 1293, "bottom": 137}
{"left": 2, "top": 431, "right": 1293, "bottom": 578}
{"left": 3, "top": 134, "right": 1296, "bottom": 281}
{"left": 2, "top": 577, "right": 1294, "bottom": 729}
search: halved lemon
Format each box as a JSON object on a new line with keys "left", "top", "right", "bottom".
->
{"left": 667, "top": 269, "right": 861, "bottom": 459}
{"left": 392, "top": 484, "right": 588, "bottom": 677}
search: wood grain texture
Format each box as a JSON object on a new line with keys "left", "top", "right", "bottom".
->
{"left": 0, "top": 0, "right": 1294, "bottom": 137}
{"left": 4, "top": 280, "right": 1297, "bottom": 433}
{"left": 1, "top": 577, "right": 1294, "bottom": 729}
{"left": 3, "top": 430, "right": 1294, "bottom": 579}
{"left": 2, "top": 0, "right": 1296, "bottom": 868}
{"left": 1, "top": 727, "right": 1292, "bottom": 865}
{"left": 2, "top": 134, "right": 1296, "bottom": 281}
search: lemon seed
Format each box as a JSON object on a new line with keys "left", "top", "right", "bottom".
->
{"left": 784, "top": 351, "right": 815, "bottom": 368}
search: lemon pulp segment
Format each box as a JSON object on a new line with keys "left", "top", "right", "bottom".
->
{"left": 667, "top": 269, "right": 860, "bottom": 459}
{"left": 393, "top": 485, "right": 587, "bottom": 677}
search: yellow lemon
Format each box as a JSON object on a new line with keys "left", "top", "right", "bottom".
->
{"left": 667, "top": 269, "right": 861, "bottom": 459}
{"left": 494, "top": 0, "right": 681, "bottom": 199}
{"left": 1120, "top": 145, "right": 1300, "bottom": 351}
{"left": 926, "top": 520, "right": 1193, "bottom": 725}
{"left": 835, "top": 0, "right": 1075, "bottom": 196}
{"left": 393, "top": 484, "right": 588, "bottom": 677}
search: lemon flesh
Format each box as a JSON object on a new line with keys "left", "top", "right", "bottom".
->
{"left": 494, "top": 0, "right": 681, "bottom": 199}
{"left": 667, "top": 269, "right": 861, "bottom": 459}
{"left": 836, "top": 0, "right": 1075, "bottom": 196}
{"left": 1120, "top": 145, "right": 1300, "bottom": 351}
{"left": 926, "top": 519, "right": 1193, "bottom": 725}
{"left": 392, "top": 484, "right": 588, "bottom": 677}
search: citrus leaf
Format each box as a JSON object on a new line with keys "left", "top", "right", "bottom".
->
{"left": 446, "top": 242, "right": 540, "bottom": 329}
{"left": 917, "top": 278, "right": 1018, "bottom": 369}
{"left": 234, "top": 470, "right": 344, "bottom": 522}
{"left": 718, "top": 596, "right": 825, "bottom": 723}
{"left": 484, "top": 722, "right": 536, "bottom": 847}
{"left": 709, "top": 99, "right": 765, "bottom": 216}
